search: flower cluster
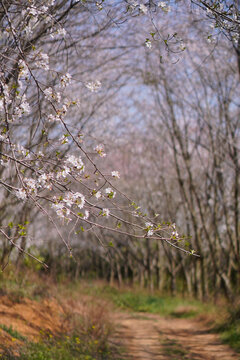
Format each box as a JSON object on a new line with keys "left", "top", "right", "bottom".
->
{"left": 56, "top": 166, "right": 71, "bottom": 179}
{"left": 63, "top": 192, "right": 85, "bottom": 209}
{"left": 18, "top": 60, "right": 29, "bottom": 79}
{"left": 59, "top": 134, "right": 69, "bottom": 144}
{"left": 139, "top": 4, "right": 148, "bottom": 14}
{"left": 102, "top": 208, "right": 110, "bottom": 217}
{"left": 48, "top": 113, "right": 61, "bottom": 122}
{"left": 19, "top": 95, "right": 31, "bottom": 114}
{"left": 111, "top": 171, "right": 120, "bottom": 179}
{"left": 51, "top": 192, "right": 85, "bottom": 220}
{"left": 94, "top": 144, "right": 106, "bottom": 157}
{"left": 12, "top": 95, "right": 31, "bottom": 121}
{"left": 95, "top": 191, "right": 101, "bottom": 199}
{"left": 51, "top": 27, "right": 67, "bottom": 38}
{"left": 16, "top": 144, "right": 30, "bottom": 159}
{"left": 60, "top": 73, "right": 72, "bottom": 88}
{"left": 16, "top": 172, "right": 54, "bottom": 199}
{"left": 16, "top": 188, "right": 27, "bottom": 200}
{"left": 145, "top": 39, "right": 152, "bottom": 49}
{"left": 66, "top": 155, "right": 85, "bottom": 172}
{"left": 105, "top": 187, "right": 116, "bottom": 199}
{"left": 44, "top": 87, "right": 61, "bottom": 103}
{"left": 171, "top": 224, "right": 179, "bottom": 239}
{"left": 171, "top": 230, "right": 179, "bottom": 238}
{"left": 35, "top": 52, "right": 49, "bottom": 70}
{"left": 38, "top": 173, "right": 53, "bottom": 190}
{"left": 145, "top": 222, "right": 154, "bottom": 236}
{"left": 158, "top": 1, "right": 171, "bottom": 11}
{"left": 85, "top": 80, "right": 101, "bottom": 92}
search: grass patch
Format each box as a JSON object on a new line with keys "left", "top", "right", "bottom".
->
{"left": 221, "top": 323, "right": 240, "bottom": 352}
{"left": 214, "top": 305, "right": 240, "bottom": 353}
{"left": 77, "top": 282, "right": 211, "bottom": 318}
{"left": 161, "top": 339, "right": 195, "bottom": 360}
{"left": 1, "top": 334, "right": 124, "bottom": 360}
{"left": 0, "top": 324, "right": 27, "bottom": 341}
{"left": 170, "top": 309, "right": 199, "bottom": 319}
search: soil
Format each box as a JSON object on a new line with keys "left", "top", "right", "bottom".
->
{"left": 114, "top": 312, "right": 240, "bottom": 360}
{"left": 0, "top": 295, "right": 64, "bottom": 346}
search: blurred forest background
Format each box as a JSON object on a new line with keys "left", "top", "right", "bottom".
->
{"left": 0, "top": 0, "right": 239, "bottom": 304}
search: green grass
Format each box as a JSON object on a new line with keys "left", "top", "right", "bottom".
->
{"left": 220, "top": 323, "right": 240, "bottom": 352}
{"left": 0, "top": 324, "right": 27, "bottom": 341}
{"left": 1, "top": 332, "right": 125, "bottom": 360}
{"left": 23, "top": 336, "right": 119, "bottom": 360}
{"left": 77, "top": 282, "right": 211, "bottom": 318}
{"left": 215, "top": 306, "right": 240, "bottom": 353}
{"left": 161, "top": 339, "right": 195, "bottom": 360}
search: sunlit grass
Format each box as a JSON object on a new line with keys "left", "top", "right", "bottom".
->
{"left": 74, "top": 281, "right": 214, "bottom": 318}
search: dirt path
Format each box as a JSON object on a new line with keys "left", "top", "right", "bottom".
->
{"left": 114, "top": 312, "right": 240, "bottom": 360}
